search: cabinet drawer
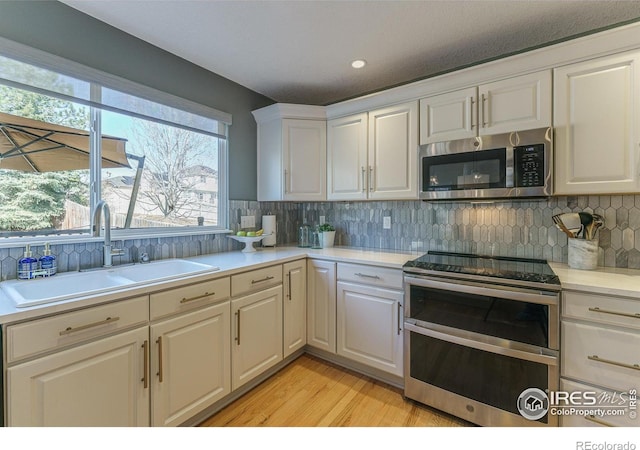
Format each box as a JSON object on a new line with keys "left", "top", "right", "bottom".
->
{"left": 150, "top": 277, "right": 230, "bottom": 320}
{"left": 562, "top": 321, "right": 640, "bottom": 391}
{"left": 231, "top": 265, "right": 282, "bottom": 297}
{"left": 563, "top": 291, "right": 640, "bottom": 330}
{"left": 337, "top": 263, "right": 402, "bottom": 290}
{"left": 560, "top": 378, "right": 639, "bottom": 427}
{"left": 6, "top": 296, "right": 149, "bottom": 363}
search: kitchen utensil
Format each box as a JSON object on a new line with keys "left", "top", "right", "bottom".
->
{"left": 578, "top": 212, "right": 594, "bottom": 239}
{"left": 552, "top": 214, "right": 576, "bottom": 238}
{"left": 585, "top": 214, "right": 604, "bottom": 240}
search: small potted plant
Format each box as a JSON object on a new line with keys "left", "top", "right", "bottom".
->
{"left": 318, "top": 223, "right": 336, "bottom": 248}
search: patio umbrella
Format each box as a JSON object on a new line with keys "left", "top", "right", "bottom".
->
{"left": 0, "top": 111, "right": 130, "bottom": 172}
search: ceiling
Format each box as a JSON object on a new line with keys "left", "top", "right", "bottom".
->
{"left": 61, "top": 0, "right": 640, "bottom": 106}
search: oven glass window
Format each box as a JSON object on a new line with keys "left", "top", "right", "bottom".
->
{"left": 422, "top": 148, "right": 506, "bottom": 191}
{"left": 410, "top": 332, "right": 549, "bottom": 423}
{"left": 409, "top": 285, "right": 549, "bottom": 348}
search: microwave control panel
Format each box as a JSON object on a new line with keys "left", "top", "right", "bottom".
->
{"left": 514, "top": 144, "right": 545, "bottom": 187}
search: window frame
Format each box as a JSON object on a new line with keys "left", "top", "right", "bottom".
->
{"left": 0, "top": 37, "right": 231, "bottom": 244}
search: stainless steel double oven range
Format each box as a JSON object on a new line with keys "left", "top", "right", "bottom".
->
{"left": 403, "top": 251, "right": 561, "bottom": 427}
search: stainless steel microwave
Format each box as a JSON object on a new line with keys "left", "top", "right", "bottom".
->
{"left": 419, "top": 127, "right": 552, "bottom": 200}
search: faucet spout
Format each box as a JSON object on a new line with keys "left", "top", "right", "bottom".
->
{"left": 93, "top": 201, "right": 114, "bottom": 267}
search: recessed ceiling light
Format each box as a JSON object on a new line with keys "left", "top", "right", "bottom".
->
{"left": 351, "top": 59, "right": 367, "bottom": 69}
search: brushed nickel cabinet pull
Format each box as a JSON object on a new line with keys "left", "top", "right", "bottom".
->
{"left": 588, "top": 355, "right": 640, "bottom": 371}
{"left": 142, "top": 340, "right": 149, "bottom": 389}
{"left": 284, "top": 169, "right": 288, "bottom": 194}
{"left": 481, "top": 94, "right": 488, "bottom": 128}
{"left": 355, "top": 272, "right": 381, "bottom": 280}
{"left": 235, "top": 310, "right": 241, "bottom": 345}
{"left": 361, "top": 166, "right": 367, "bottom": 192}
{"left": 59, "top": 316, "right": 120, "bottom": 336}
{"left": 585, "top": 415, "right": 615, "bottom": 427}
{"left": 588, "top": 306, "right": 640, "bottom": 319}
{"left": 369, "top": 166, "right": 374, "bottom": 192}
{"left": 397, "top": 302, "right": 402, "bottom": 335}
{"left": 470, "top": 97, "right": 476, "bottom": 130}
{"left": 251, "top": 275, "right": 274, "bottom": 284}
{"left": 156, "top": 336, "right": 164, "bottom": 383}
{"left": 180, "top": 292, "right": 213, "bottom": 303}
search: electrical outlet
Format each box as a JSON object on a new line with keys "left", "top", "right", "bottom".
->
{"left": 319, "top": 215, "right": 325, "bottom": 225}
{"left": 383, "top": 216, "right": 391, "bottom": 229}
{"left": 240, "top": 215, "right": 255, "bottom": 228}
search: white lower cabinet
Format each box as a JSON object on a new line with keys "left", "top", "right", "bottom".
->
{"left": 283, "top": 260, "right": 307, "bottom": 358}
{"left": 337, "top": 282, "right": 403, "bottom": 376}
{"left": 560, "top": 290, "right": 640, "bottom": 427}
{"left": 307, "top": 259, "right": 337, "bottom": 353}
{"left": 231, "top": 285, "right": 283, "bottom": 390}
{"left": 8, "top": 327, "right": 149, "bottom": 426}
{"left": 150, "top": 301, "right": 231, "bottom": 427}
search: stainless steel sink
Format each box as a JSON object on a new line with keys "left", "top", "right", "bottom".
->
{"left": 1, "top": 258, "right": 219, "bottom": 308}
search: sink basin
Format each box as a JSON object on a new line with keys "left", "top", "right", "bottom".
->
{"left": 1, "top": 271, "right": 134, "bottom": 308}
{"left": 1, "top": 258, "right": 219, "bottom": 308}
{"left": 112, "top": 259, "right": 218, "bottom": 283}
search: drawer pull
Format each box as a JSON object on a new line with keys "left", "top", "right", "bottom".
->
{"left": 251, "top": 276, "right": 274, "bottom": 284}
{"left": 588, "top": 306, "right": 640, "bottom": 319}
{"left": 142, "top": 340, "right": 149, "bottom": 389}
{"left": 585, "top": 415, "right": 615, "bottom": 427}
{"left": 180, "top": 292, "right": 213, "bottom": 304}
{"left": 156, "top": 336, "right": 164, "bottom": 383}
{"left": 588, "top": 355, "right": 640, "bottom": 371}
{"left": 59, "top": 316, "right": 120, "bottom": 336}
{"left": 355, "top": 272, "right": 381, "bottom": 280}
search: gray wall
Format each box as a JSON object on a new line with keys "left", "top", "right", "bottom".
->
{"left": 0, "top": 0, "right": 274, "bottom": 200}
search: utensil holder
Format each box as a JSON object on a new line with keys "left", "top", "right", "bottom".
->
{"left": 568, "top": 238, "right": 599, "bottom": 270}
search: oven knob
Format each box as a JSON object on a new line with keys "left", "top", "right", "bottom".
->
{"left": 466, "top": 404, "right": 475, "bottom": 413}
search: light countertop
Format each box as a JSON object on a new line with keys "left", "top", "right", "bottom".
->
{"left": 0, "top": 246, "right": 417, "bottom": 325}
{"left": 550, "top": 262, "right": 640, "bottom": 299}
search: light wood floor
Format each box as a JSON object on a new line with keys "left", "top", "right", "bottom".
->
{"left": 200, "top": 354, "right": 472, "bottom": 427}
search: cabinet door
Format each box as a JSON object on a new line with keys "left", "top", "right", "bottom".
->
{"left": 231, "top": 285, "right": 283, "bottom": 390}
{"left": 554, "top": 52, "right": 640, "bottom": 194}
{"left": 283, "top": 119, "right": 327, "bottom": 201}
{"left": 7, "top": 327, "right": 149, "bottom": 426}
{"left": 337, "top": 282, "right": 403, "bottom": 376}
{"left": 283, "top": 260, "right": 307, "bottom": 358}
{"left": 327, "top": 113, "right": 368, "bottom": 200}
{"left": 479, "top": 70, "right": 551, "bottom": 135}
{"left": 307, "top": 259, "right": 337, "bottom": 353}
{"left": 368, "top": 101, "right": 419, "bottom": 200}
{"left": 419, "top": 87, "right": 477, "bottom": 144}
{"left": 150, "top": 302, "right": 231, "bottom": 427}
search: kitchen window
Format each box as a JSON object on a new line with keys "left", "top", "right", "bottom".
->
{"left": 0, "top": 44, "right": 231, "bottom": 240}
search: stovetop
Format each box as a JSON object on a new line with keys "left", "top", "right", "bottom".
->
{"left": 403, "top": 251, "right": 561, "bottom": 288}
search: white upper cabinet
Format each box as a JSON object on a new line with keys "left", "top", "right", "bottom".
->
{"left": 554, "top": 51, "right": 640, "bottom": 195}
{"left": 327, "top": 102, "right": 418, "bottom": 201}
{"left": 368, "top": 102, "right": 419, "bottom": 200}
{"left": 419, "top": 70, "right": 552, "bottom": 144}
{"left": 327, "top": 113, "right": 368, "bottom": 200}
{"left": 253, "top": 104, "right": 327, "bottom": 201}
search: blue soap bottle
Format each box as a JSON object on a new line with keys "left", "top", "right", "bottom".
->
{"left": 18, "top": 244, "right": 38, "bottom": 280}
{"left": 39, "top": 242, "right": 57, "bottom": 276}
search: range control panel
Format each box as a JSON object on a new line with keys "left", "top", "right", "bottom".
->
{"left": 514, "top": 143, "right": 545, "bottom": 187}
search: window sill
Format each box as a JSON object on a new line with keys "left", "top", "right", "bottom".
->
{"left": 0, "top": 228, "right": 233, "bottom": 249}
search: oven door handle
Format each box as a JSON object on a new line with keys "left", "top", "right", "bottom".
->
{"left": 404, "top": 275, "right": 557, "bottom": 306}
{"left": 404, "top": 322, "right": 558, "bottom": 366}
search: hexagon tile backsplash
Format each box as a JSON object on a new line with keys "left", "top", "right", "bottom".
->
{"left": 1, "top": 195, "right": 640, "bottom": 280}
